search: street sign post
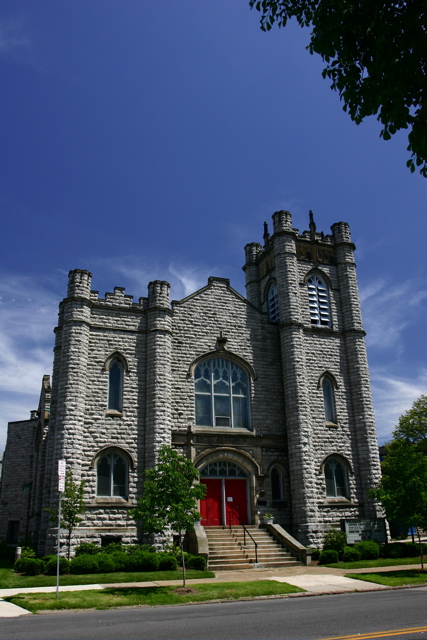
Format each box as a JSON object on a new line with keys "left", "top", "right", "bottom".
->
{"left": 56, "top": 460, "right": 66, "bottom": 599}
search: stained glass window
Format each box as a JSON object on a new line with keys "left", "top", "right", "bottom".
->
{"left": 195, "top": 358, "right": 250, "bottom": 428}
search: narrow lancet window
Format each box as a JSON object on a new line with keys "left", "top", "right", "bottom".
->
{"left": 322, "top": 377, "right": 336, "bottom": 423}
{"left": 108, "top": 359, "right": 123, "bottom": 412}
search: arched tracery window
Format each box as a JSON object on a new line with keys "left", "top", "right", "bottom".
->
{"left": 200, "top": 461, "right": 247, "bottom": 477}
{"left": 307, "top": 275, "right": 331, "bottom": 326}
{"left": 324, "top": 457, "right": 348, "bottom": 498}
{"left": 97, "top": 451, "right": 128, "bottom": 498}
{"left": 194, "top": 357, "right": 250, "bottom": 429}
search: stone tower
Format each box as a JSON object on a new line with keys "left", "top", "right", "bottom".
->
{"left": 244, "top": 211, "right": 382, "bottom": 542}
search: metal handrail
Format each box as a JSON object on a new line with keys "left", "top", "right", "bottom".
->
{"left": 242, "top": 525, "right": 258, "bottom": 564}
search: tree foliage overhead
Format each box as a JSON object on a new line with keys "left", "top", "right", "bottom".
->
{"left": 249, "top": 0, "right": 427, "bottom": 176}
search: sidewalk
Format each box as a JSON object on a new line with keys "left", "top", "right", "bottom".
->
{"left": 2, "top": 562, "right": 421, "bottom": 618}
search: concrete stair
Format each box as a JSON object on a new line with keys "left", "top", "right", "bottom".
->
{"left": 205, "top": 525, "right": 302, "bottom": 571}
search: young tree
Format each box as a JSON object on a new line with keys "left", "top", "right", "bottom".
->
{"left": 47, "top": 468, "right": 86, "bottom": 561}
{"left": 371, "top": 396, "right": 427, "bottom": 569}
{"left": 131, "top": 445, "right": 206, "bottom": 586}
{"left": 249, "top": 1, "right": 427, "bottom": 177}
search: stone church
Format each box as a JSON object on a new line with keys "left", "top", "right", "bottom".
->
{"left": 0, "top": 210, "right": 382, "bottom": 554}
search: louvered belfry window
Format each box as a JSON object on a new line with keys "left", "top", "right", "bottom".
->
{"left": 307, "top": 275, "right": 331, "bottom": 326}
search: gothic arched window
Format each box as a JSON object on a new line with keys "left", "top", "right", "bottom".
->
{"left": 271, "top": 466, "right": 284, "bottom": 502}
{"left": 307, "top": 275, "right": 331, "bottom": 326}
{"left": 194, "top": 357, "right": 250, "bottom": 429}
{"left": 108, "top": 358, "right": 123, "bottom": 412}
{"left": 322, "top": 376, "right": 337, "bottom": 424}
{"left": 267, "top": 281, "right": 279, "bottom": 323}
{"left": 97, "top": 451, "right": 128, "bottom": 498}
{"left": 324, "top": 457, "right": 348, "bottom": 498}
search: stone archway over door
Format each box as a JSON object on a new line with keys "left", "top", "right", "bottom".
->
{"left": 199, "top": 461, "right": 249, "bottom": 526}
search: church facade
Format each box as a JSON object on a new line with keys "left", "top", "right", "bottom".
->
{"left": 0, "top": 210, "right": 382, "bottom": 553}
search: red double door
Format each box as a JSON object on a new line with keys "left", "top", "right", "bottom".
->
{"left": 200, "top": 478, "right": 248, "bottom": 526}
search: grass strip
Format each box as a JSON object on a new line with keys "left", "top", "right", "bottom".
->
{"left": 5, "top": 581, "right": 304, "bottom": 613}
{"left": 0, "top": 565, "right": 213, "bottom": 589}
{"left": 325, "top": 556, "right": 426, "bottom": 570}
{"left": 345, "top": 569, "right": 427, "bottom": 587}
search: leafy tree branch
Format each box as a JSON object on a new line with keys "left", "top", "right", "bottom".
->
{"left": 250, "top": 0, "right": 427, "bottom": 176}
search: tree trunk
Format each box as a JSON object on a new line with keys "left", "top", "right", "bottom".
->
{"left": 67, "top": 529, "right": 72, "bottom": 561}
{"left": 180, "top": 534, "right": 186, "bottom": 587}
{"left": 417, "top": 528, "right": 424, "bottom": 571}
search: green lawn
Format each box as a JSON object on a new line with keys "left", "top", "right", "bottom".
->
{"left": 346, "top": 569, "right": 427, "bottom": 587}
{"left": 6, "top": 581, "right": 305, "bottom": 613}
{"left": 325, "top": 556, "right": 425, "bottom": 570}
{"left": 0, "top": 560, "right": 213, "bottom": 589}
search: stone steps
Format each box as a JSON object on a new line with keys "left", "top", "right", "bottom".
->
{"left": 205, "top": 525, "right": 302, "bottom": 571}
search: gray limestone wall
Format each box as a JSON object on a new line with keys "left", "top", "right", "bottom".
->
{"left": 0, "top": 417, "right": 37, "bottom": 542}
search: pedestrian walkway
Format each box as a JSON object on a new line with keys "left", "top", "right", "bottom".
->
{"left": 0, "top": 563, "right": 421, "bottom": 617}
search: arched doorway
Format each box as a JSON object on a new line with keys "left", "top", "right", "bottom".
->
{"left": 199, "top": 461, "right": 249, "bottom": 526}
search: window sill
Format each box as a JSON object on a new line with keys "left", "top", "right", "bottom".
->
{"left": 105, "top": 410, "right": 123, "bottom": 418}
{"left": 318, "top": 499, "right": 358, "bottom": 508}
{"left": 89, "top": 497, "right": 133, "bottom": 507}
{"left": 325, "top": 421, "right": 339, "bottom": 429}
{"left": 195, "top": 426, "right": 254, "bottom": 435}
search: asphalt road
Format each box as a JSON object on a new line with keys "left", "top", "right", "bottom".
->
{"left": 1, "top": 588, "right": 426, "bottom": 640}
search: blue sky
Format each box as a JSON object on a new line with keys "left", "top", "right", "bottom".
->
{"left": 0, "top": 1, "right": 425, "bottom": 451}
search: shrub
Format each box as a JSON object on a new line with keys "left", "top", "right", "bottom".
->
{"left": 45, "top": 556, "right": 70, "bottom": 575}
{"left": 354, "top": 540, "right": 380, "bottom": 560}
{"left": 96, "top": 553, "right": 116, "bottom": 573}
{"left": 70, "top": 554, "right": 99, "bottom": 574}
{"left": 74, "top": 542, "right": 101, "bottom": 557}
{"left": 307, "top": 548, "right": 320, "bottom": 561}
{"left": 14, "top": 557, "right": 46, "bottom": 575}
{"left": 109, "top": 551, "right": 128, "bottom": 571}
{"left": 323, "top": 529, "right": 347, "bottom": 557}
{"left": 20, "top": 546, "right": 36, "bottom": 558}
{"left": 382, "top": 542, "right": 421, "bottom": 558}
{"left": 102, "top": 541, "right": 124, "bottom": 554}
{"left": 185, "top": 554, "right": 207, "bottom": 571}
{"left": 381, "top": 543, "right": 405, "bottom": 558}
{"left": 157, "top": 552, "right": 178, "bottom": 571}
{"left": 401, "top": 542, "right": 420, "bottom": 557}
{"left": 319, "top": 549, "right": 339, "bottom": 564}
{"left": 125, "top": 551, "right": 160, "bottom": 572}
{"left": 342, "top": 546, "right": 361, "bottom": 562}
{"left": 126, "top": 543, "right": 156, "bottom": 555}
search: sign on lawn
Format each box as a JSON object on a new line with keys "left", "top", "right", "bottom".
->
{"left": 342, "top": 518, "right": 387, "bottom": 544}
{"left": 58, "top": 459, "right": 66, "bottom": 492}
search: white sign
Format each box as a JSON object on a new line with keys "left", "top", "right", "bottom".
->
{"left": 342, "top": 519, "right": 387, "bottom": 544}
{"left": 58, "top": 460, "right": 66, "bottom": 492}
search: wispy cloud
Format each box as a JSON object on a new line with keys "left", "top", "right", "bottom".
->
{"left": 0, "top": 274, "right": 60, "bottom": 450}
{"left": 371, "top": 368, "right": 427, "bottom": 444}
{"left": 96, "top": 257, "right": 219, "bottom": 301}
{"left": 0, "top": 17, "right": 31, "bottom": 55}
{"left": 360, "top": 277, "right": 427, "bottom": 351}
